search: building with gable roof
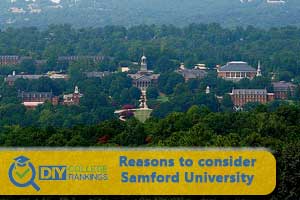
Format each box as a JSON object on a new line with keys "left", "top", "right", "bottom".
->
{"left": 218, "top": 61, "right": 261, "bottom": 81}
{"left": 127, "top": 54, "right": 160, "bottom": 91}
{"left": 272, "top": 81, "right": 297, "bottom": 100}
{"left": 63, "top": 86, "right": 83, "bottom": 106}
{"left": 175, "top": 63, "right": 207, "bottom": 82}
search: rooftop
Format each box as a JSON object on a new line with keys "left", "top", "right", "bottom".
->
{"left": 5, "top": 74, "right": 46, "bottom": 82}
{"left": 85, "top": 71, "right": 111, "bottom": 78}
{"left": 128, "top": 73, "right": 160, "bottom": 81}
{"left": 18, "top": 91, "right": 53, "bottom": 99}
{"left": 0, "top": 55, "right": 20, "bottom": 59}
{"left": 219, "top": 61, "right": 256, "bottom": 72}
{"left": 177, "top": 68, "right": 207, "bottom": 79}
{"left": 23, "top": 102, "right": 45, "bottom": 107}
{"left": 272, "top": 81, "right": 296, "bottom": 91}
{"left": 231, "top": 89, "right": 268, "bottom": 95}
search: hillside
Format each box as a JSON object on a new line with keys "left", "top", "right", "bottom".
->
{"left": 0, "top": 0, "right": 300, "bottom": 28}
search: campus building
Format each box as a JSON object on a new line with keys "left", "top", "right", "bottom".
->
{"left": 272, "top": 81, "right": 297, "bottom": 100}
{"left": 175, "top": 63, "right": 207, "bottom": 82}
{"left": 57, "top": 55, "right": 104, "bottom": 63}
{"left": 0, "top": 55, "right": 20, "bottom": 65}
{"left": 18, "top": 91, "right": 59, "bottom": 109}
{"left": 229, "top": 89, "right": 275, "bottom": 108}
{"left": 218, "top": 61, "right": 261, "bottom": 82}
{"left": 5, "top": 71, "right": 68, "bottom": 86}
{"left": 128, "top": 54, "right": 160, "bottom": 91}
{"left": 47, "top": 71, "right": 69, "bottom": 80}
{"left": 5, "top": 71, "right": 45, "bottom": 86}
{"left": 57, "top": 55, "right": 104, "bottom": 68}
{"left": 63, "top": 86, "right": 83, "bottom": 106}
{"left": 0, "top": 55, "right": 32, "bottom": 66}
{"left": 84, "top": 71, "right": 112, "bottom": 78}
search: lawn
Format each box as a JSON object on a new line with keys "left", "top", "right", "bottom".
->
{"left": 157, "top": 94, "right": 169, "bottom": 103}
{"left": 134, "top": 109, "right": 153, "bottom": 123}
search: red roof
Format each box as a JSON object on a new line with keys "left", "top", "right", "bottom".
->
{"left": 122, "top": 104, "right": 135, "bottom": 110}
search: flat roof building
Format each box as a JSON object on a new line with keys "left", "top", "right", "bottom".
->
{"left": 229, "top": 88, "right": 275, "bottom": 109}
{"left": 18, "top": 91, "right": 59, "bottom": 109}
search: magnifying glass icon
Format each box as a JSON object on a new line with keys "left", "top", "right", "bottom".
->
{"left": 8, "top": 161, "right": 40, "bottom": 192}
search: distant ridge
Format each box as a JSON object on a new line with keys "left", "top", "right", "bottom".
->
{"left": 1, "top": 0, "right": 299, "bottom": 29}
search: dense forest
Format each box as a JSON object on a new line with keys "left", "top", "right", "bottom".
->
{"left": 1, "top": 0, "right": 300, "bottom": 29}
{"left": 0, "top": 104, "right": 300, "bottom": 199}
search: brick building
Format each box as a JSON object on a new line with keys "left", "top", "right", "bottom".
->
{"left": 272, "top": 81, "right": 297, "bottom": 100}
{"left": 18, "top": 91, "right": 59, "bottom": 109}
{"left": 0, "top": 55, "right": 20, "bottom": 65}
{"left": 57, "top": 55, "right": 103, "bottom": 66}
{"left": 63, "top": 86, "right": 83, "bottom": 106}
{"left": 57, "top": 56, "right": 104, "bottom": 63}
{"left": 218, "top": 61, "right": 260, "bottom": 82}
{"left": 229, "top": 89, "right": 275, "bottom": 108}
{"left": 0, "top": 55, "right": 32, "bottom": 66}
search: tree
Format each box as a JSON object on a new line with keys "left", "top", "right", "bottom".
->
{"left": 146, "top": 87, "right": 159, "bottom": 99}
{"left": 277, "top": 142, "right": 300, "bottom": 199}
{"left": 158, "top": 72, "right": 184, "bottom": 95}
{"left": 221, "top": 94, "right": 233, "bottom": 111}
{"left": 129, "top": 87, "right": 141, "bottom": 100}
{"left": 46, "top": 133, "right": 67, "bottom": 146}
{"left": 19, "top": 59, "right": 36, "bottom": 74}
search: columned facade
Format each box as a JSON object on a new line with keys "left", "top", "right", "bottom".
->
{"left": 217, "top": 61, "right": 259, "bottom": 81}
{"left": 133, "top": 79, "right": 152, "bottom": 90}
{"left": 128, "top": 53, "right": 160, "bottom": 91}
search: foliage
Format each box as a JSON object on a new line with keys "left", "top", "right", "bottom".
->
{"left": 0, "top": 105, "right": 299, "bottom": 198}
{"left": 1, "top": 24, "right": 300, "bottom": 79}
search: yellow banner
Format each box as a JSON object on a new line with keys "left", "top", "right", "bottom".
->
{"left": 0, "top": 148, "right": 276, "bottom": 195}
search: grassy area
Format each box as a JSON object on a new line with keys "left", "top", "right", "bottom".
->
{"left": 134, "top": 109, "right": 153, "bottom": 123}
{"left": 157, "top": 94, "right": 169, "bottom": 103}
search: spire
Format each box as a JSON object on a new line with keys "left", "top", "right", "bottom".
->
{"left": 256, "top": 61, "right": 262, "bottom": 77}
{"left": 74, "top": 86, "right": 79, "bottom": 94}
{"left": 206, "top": 86, "right": 210, "bottom": 94}
{"left": 179, "top": 63, "right": 185, "bottom": 70}
{"left": 140, "top": 53, "right": 147, "bottom": 71}
{"left": 12, "top": 71, "right": 16, "bottom": 76}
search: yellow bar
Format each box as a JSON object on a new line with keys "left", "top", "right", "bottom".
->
{"left": 0, "top": 148, "right": 276, "bottom": 195}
